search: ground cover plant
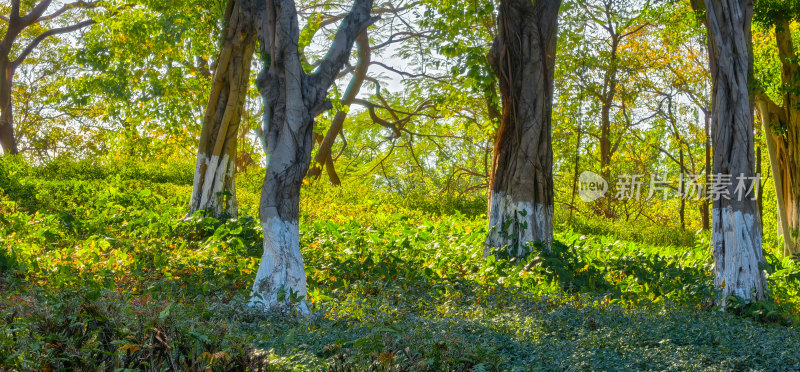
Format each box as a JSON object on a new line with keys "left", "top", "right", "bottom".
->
{"left": 2, "top": 158, "right": 800, "bottom": 370}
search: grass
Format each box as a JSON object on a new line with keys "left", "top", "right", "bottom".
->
{"left": 1, "top": 157, "right": 800, "bottom": 370}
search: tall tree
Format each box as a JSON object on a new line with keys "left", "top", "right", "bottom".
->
{"left": 696, "top": 0, "right": 768, "bottom": 303}
{"left": 249, "top": 0, "right": 377, "bottom": 313}
{"left": 556, "top": 0, "right": 652, "bottom": 219}
{"left": 0, "top": 0, "right": 100, "bottom": 155}
{"left": 189, "top": 0, "right": 256, "bottom": 218}
{"left": 753, "top": 1, "right": 800, "bottom": 258}
{"left": 485, "top": 0, "right": 561, "bottom": 256}
{"left": 655, "top": 1, "right": 712, "bottom": 230}
{"left": 584, "top": 0, "right": 648, "bottom": 187}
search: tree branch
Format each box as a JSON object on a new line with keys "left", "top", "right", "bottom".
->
{"left": 309, "top": 0, "right": 378, "bottom": 101}
{"left": 12, "top": 19, "right": 95, "bottom": 68}
{"left": 11, "top": 0, "right": 21, "bottom": 20}
{"left": 37, "top": 1, "right": 100, "bottom": 23}
{"left": 20, "top": 0, "right": 53, "bottom": 26}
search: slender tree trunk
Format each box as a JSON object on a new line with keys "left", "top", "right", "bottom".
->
{"left": 306, "top": 32, "right": 370, "bottom": 185}
{"left": 569, "top": 128, "right": 582, "bottom": 225}
{"left": 486, "top": 0, "right": 561, "bottom": 256}
{"left": 703, "top": 0, "right": 768, "bottom": 303}
{"left": 753, "top": 18, "right": 800, "bottom": 259}
{"left": 0, "top": 53, "right": 18, "bottom": 155}
{"left": 757, "top": 143, "right": 762, "bottom": 233}
{"left": 702, "top": 110, "right": 711, "bottom": 229}
{"left": 250, "top": 0, "right": 376, "bottom": 313}
{"left": 680, "top": 148, "right": 685, "bottom": 230}
{"left": 600, "top": 35, "right": 620, "bottom": 172}
{"left": 190, "top": 0, "right": 256, "bottom": 218}
{"left": 598, "top": 40, "right": 620, "bottom": 218}
{"left": 757, "top": 97, "right": 795, "bottom": 257}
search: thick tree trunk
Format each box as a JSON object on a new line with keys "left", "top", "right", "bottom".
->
{"left": 703, "top": 0, "right": 768, "bottom": 303}
{"left": 249, "top": 0, "right": 376, "bottom": 313}
{"left": 190, "top": 0, "right": 256, "bottom": 218}
{"left": 486, "top": 0, "right": 560, "bottom": 257}
{"left": 0, "top": 54, "right": 18, "bottom": 155}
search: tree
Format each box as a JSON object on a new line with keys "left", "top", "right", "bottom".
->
{"left": 555, "top": 0, "right": 652, "bottom": 220}
{"left": 0, "top": 0, "right": 100, "bottom": 155}
{"left": 249, "top": 0, "right": 377, "bottom": 313}
{"left": 752, "top": 1, "right": 800, "bottom": 258}
{"left": 189, "top": 0, "right": 257, "bottom": 218}
{"left": 695, "top": 0, "right": 768, "bottom": 303}
{"left": 485, "top": 0, "right": 561, "bottom": 256}
{"left": 653, "top": 1, "right": 712, "bottom": 230}
{"left": 583, "top": 0, "right": 648, "bottom": 187}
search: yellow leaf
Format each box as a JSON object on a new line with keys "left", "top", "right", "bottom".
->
{"left": 120, "top": 344, "right": 141, "bottom": 353}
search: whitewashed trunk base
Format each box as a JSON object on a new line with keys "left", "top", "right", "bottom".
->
{"left": 486, "top": 192, "right": 553, "bottom": 257}
{"left": 249, "top": 217, "right": 309, "bottom": 315}
{"left": 712, "top": 207, "right": 767, "bottom": 305}
{"left": 190, "top": 153, "right": 237, "bottom": 217}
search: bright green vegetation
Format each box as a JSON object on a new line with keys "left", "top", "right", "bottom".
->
{"left": 2, "top": 158, "right": 800, "bottom": 370}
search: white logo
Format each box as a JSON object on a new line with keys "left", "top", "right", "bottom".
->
{"left": 579, "top": 171, "right": 608, "bottom": 202}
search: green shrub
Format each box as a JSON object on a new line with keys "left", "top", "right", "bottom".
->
{"left": 0, "top": 156, "right": 37, "bottom": 210}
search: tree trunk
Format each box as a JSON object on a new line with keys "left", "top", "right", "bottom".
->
{"left": 249, "top": 0, "right": 376, "bottom": 313}
{"left": 703, "top": 0, "right": 768, "bottom": 303}
{"left": 306, "top": 32, "right": 370, "bottom": 185}
{"left": 702, "top": 110, "right": 711, "bottom": 230}
{"left": 753, "top": 17, "right": 800, "bottom": 259}
{"left": 569, "top": 128, "right": 582, "bottom": 225}
{"left": 756, "top": 143, "right": 762, "bottom": 233}
{"left": 189, "top": 0, "right": 257, "bottom": 218}
{"left": 486, "top": 0, "right": 561, "bottom": 257}
{"left": 757, "top": 97, "right": 795, "bottom": 257}
{"left": 0, "top": 49, "right": 18, "bottom": 155}
{"left": 679, "top": 148, "right": 685, "bottom": 230}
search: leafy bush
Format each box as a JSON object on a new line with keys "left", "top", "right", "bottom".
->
{"left": 0, "top": 156, "right": 37, "bottom": 211}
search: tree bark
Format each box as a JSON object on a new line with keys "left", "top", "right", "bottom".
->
{"left": 190, "top": 0, "right": 257, "bottom": 218}
{"left": 486, "top": 0, "right": 561, "bottom": 257}
{"left": 0, "top": 56, "right": 17, "bottom": 155}
{"left": 250, "top": 0, "right": 376, "bottom": 313}
{"left": 703, "top": 0, "right": 768, "bottom": 303}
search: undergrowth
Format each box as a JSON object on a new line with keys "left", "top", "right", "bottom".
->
{"left": 1, "top": 157, "right": 800, "bottom": 370}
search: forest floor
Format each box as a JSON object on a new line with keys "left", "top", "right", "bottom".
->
{"left": 1, "top": 159, "right": 800, "bottom": 371}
